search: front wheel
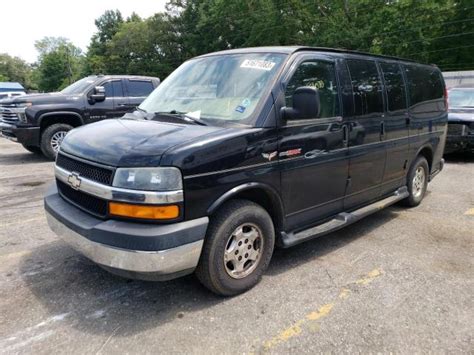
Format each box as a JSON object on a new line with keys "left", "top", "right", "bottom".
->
{"left": 40, "top": 123, "right": 73, "bottom": 160}
{"left": 402, "top": 156, "right": 429, "bottom": 207}
{"left": 196, "top": 199, "right": 275, "bottom": 296}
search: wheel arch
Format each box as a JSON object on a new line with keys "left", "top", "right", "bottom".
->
{"left": 39, "top": 112, "right": 84, "bottom": 132}
{"left": 207, "top": 182, "right": 285, "bottom": 232}
{"left": 415, "top": 144, "right": 434, "bottom": 173}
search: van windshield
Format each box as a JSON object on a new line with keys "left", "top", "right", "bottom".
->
{"left": 449, "top": 88, "right": 474, "bottom": 108}
{"left": 139, "top": 53, "right": 286, "bottom": 125}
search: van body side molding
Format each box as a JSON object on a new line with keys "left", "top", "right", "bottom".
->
{"left": 280, "top": 186, "right": 409, "bottom": 248}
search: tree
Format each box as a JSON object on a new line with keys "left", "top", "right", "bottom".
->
{"left": 84, "top": 10, "right": 124, "bottom": 75}
{"left": 82, "top": 0, "right": 474, "bottom": 78}
{"left": 0, "top": 53, "right": 34, "bottom": 89}
{"left": 106, "top": 14, "right": 181, "bottom": 78}
{"left": 34, "top": 37, "right": 84, "bottom": 92}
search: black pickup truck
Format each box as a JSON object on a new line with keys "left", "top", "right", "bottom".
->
{"left": 0, "top": 75, "right": 159, "bottom": 159}
{"left": 44, "top": 47, "right": 446, "bottom": 296}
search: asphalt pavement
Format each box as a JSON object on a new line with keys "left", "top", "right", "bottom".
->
{"left": 0, "top": 139, "right": 472, "bottom": 354}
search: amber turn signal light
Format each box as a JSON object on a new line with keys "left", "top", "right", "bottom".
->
{"left": 109, "top": 202, "right": 179, "bottom": 220}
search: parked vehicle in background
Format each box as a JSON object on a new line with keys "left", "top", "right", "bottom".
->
{"left": 44, "top": 47, "right": 447, "bottom": 296}
{"left": 0, "top": 75, "right": 160, "bottom": 159}
{"left": 0, "top": 82, "right": 26, "bottom": 97}
{"left": 0, "top": 91, "right": 26, "bottom": 100}
{"left": 445, "top": 85, "right": 474, "bottom": 154}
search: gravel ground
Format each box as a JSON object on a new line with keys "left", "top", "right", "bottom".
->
{"left": 0, "top": 139, "right": 473, "bottom": 354}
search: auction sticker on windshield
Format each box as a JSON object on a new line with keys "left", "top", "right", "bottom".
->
{"left": 240, "top": 59, "right": 276, "bottom": 71}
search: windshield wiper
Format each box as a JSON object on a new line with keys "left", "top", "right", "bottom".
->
{"left": 155, "top": 110, "right": 208, "bottom": 126}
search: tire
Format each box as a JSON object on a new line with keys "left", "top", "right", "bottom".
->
{"left": 196, "top": 199, "right": 275, "bottom": 296}
{"left": 21, "top": 144, "right": 42, "bottom": 154}
{"left": 40, "top": 124, "right": 73, "bottom": 160}
{"left": 402, "top": 156, "right": 429, "bottom": 207}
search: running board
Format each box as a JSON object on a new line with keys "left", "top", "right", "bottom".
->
{"left": 281, "top": 186, "right": 409, "bottom": 248}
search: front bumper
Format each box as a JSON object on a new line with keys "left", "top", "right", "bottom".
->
{"left": 44, "top": 184, "right": 208, "bottom": 281}
{"left": 0, "top": 121, "right": 40, "bottom": 146}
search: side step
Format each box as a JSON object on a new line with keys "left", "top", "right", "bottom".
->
{"left": 281, "top": 186, "right": 409, "bottom": 248}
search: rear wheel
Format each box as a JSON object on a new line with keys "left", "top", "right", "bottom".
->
{"left": 40, "top": 123, "right": 73, "bottom": 160}
{"left": 403, "top": 156, "right": 429, "bottom": 207}
{"left": 21, "top": 144, "right": 41, "bottom": 154}
{"left": 196, "top": 199, "right": 275, "bottom": 296}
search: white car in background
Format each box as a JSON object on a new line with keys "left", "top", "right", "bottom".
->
{"left": 0, "top": 91, "right": 26, "bottom": 100}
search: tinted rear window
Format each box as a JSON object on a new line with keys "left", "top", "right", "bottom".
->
{"left": 405, "top": 65, "right": 443, "bottom": 108}
{"left": 346, "top": 59, "right": 383, "bottom": 115}
{"left": 127, "top": 80, "right": 154, "bottom": 97}
{"left": 380, "top": 62, "right": 407, "bottom": 112}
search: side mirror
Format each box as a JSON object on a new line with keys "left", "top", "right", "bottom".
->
{"left": 281, "top": 86, "right": 320, "bottom": 120}
{"left": 89, "top": 86, "right": 106, "bottom": 103}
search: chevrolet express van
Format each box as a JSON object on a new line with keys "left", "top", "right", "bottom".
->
{"left": 44, "top": 47, "right": 447, "bottom": 296}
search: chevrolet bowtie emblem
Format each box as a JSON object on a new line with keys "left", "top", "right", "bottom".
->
{"left": 67, "top": 172, "right": 82, "bottom": 190}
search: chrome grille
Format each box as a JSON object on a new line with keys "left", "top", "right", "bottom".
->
{"left": 0, "top": 104, "right": 19, "bottom": 122}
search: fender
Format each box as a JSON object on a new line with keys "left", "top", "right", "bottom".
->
{"left": 38, "top": 111, "right": 84, "bottom": 126}
{"left": 207, "top": 182, "right": 285, "bottom": 225}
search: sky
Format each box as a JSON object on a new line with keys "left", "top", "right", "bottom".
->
{"left": 0, "top": 0, "right": 168, "bottom": 63}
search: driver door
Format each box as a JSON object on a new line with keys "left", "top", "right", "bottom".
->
{"left": 86, "top": 80, "right": 128, "bottom": 123}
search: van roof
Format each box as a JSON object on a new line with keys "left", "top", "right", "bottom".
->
{"left": 198, "top": 46, "right": 423, "bottom": 65}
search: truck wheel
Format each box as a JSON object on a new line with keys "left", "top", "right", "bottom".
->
{"left": 21, "top": 144, "right": 41, "bottom": 154}
{"left": 196, "top": 199, "right": 275, "bottom": 296}
{"left": 402, "top": 156, "right": 429, "bottom": 207}
{"left": 40, "top": 124, "right": 73, "bottom": 160}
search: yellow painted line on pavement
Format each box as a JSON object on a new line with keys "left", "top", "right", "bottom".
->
{"left": 464, "top": 208, "right": 474, "bottom": 216}
{"left": 355, "top": 268, "right": 382, "bottom": 285}
{"left": 262, "top": 268, "right": 383, "bottom": 351}
{"left": 338, "top": 288, "right": 351, "bottom": 299}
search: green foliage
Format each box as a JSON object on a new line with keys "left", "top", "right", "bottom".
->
{"left": 34, "top": 37, "right": 84, "bottom": 92}
{"left": 4, "top": 1, "right": 473, "bottom": 92}
{"left": 0, "top": 53, "right": 34, "bottom": 89}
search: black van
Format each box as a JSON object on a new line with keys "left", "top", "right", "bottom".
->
{"left": 44, "top": 47, "right": 447, "bottom": 296}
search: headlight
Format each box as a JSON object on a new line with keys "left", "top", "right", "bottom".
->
{"left": 113, "top": 167, "right": 182, "bottom": 191}
{"left": 15, "top": 102, "right": 32, "bottom": 108}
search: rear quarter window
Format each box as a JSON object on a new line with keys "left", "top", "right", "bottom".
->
{"left": 404, "top": 65, "right": 444, "bottom": 111}
{"left": 127, "top": 80, "right": 154, "bottom": 97}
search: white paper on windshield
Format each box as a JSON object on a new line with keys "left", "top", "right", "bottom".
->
{"left": 186, "top": 110, "right": 201, "bottom": 119}
{"left": 240, "top": 59, "right": 276, "bottom": 71}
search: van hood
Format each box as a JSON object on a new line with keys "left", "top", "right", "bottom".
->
{"left": 60, "top": 118, "right": 226, "bottom": 167}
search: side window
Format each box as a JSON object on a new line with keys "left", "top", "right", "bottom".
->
{"left": 380, "top": 62, "right": 407, "bottom": 112}
{"left": 127, "top": 80, "right": 154, "bottom": 97}
{"left": 112, "top": 80, "right": 124, "bottom": 97}
{"left": 346, "top": 59, "right": 383, "bottom": 115}
{"left": 285, "top": 60, "right": 339, "bottom": 118}
{"left": 404, "top": 64, "right": 443, "bottom": 109}
{"left": 102, "top": 81, "right": 113, "bottom": 97}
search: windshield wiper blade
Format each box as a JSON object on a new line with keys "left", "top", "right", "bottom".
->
{"left": 155, "top": 110, "right": 208, "bottom": 126}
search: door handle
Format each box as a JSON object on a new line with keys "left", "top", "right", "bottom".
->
{"left": 118, "top": 103, "right": 130, "bottom": 107}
